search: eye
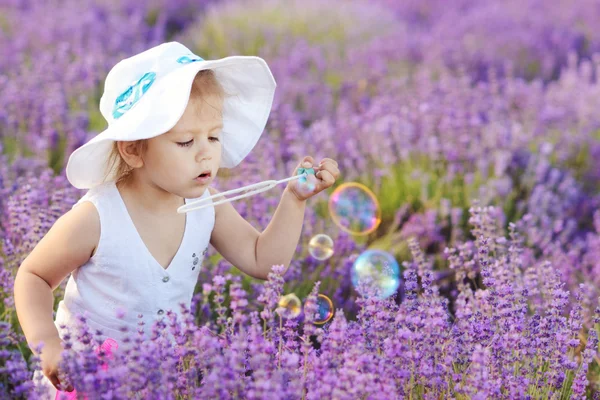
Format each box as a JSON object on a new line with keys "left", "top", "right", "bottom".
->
{"left": 177, "top": 139, "right": 193, "bottom": 147}
{"left": 209, "top": 137, "right": 220, "bottom": 143}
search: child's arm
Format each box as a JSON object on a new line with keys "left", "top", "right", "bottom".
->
{"left": 13, "top": 201, "right": 100, "bottom": 353}
{"left": 209, "top": 156, "right": 339, "bottom": 280}
{"left": 208, "top": 186, "right": 305, "bottom": 280}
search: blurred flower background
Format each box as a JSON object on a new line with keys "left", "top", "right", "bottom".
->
{"left": 1, "top": 0, "right": 600, "bottom": 398}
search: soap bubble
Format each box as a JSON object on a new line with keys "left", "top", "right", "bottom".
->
{"left": 277, "top": 293, "right": 302, "bottom": 319}
{"left": 313, "top": 294, "right": 334, "bottom": 325}
{"left": 351, "top": 249, "right": 400, "bottom": 299}
{"left": 328, "top": 183, "right": 381, "bottom": 235}
{"left": 308, "top": 234, "right": 334, "bottom": 261}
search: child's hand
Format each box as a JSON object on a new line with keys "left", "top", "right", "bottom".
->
{"left": 39, "top": 336, "right": 74, "bottom": 392}
{"left": 287, "top": 156, "right": 340, "bottom": 201}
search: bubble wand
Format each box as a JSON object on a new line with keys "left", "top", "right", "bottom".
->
{"left": 177, "top": 168, "right": 315, "bottom": 214}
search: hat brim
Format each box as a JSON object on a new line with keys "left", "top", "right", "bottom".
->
{"left": 66, "top": 56, "right": 276, "bottom": 189}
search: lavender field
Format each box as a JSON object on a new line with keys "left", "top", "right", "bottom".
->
{"left": 2, "top": 0, "right": 600, "bottom": 398}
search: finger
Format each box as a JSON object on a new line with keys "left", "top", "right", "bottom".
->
{"left": 300, "top": 156, "right": 314, "bottom": 168}
{"left": 294, "top": 156, "right": 315, "bottom": 174}
{"left": 316, "top": 164, "right": 339, "bottom": 179}
{"left": 333, "top": 167, "right": 340, "bottom": 179}
{"left": 316, "top": 163, "right": 339, "bottom": 178}
{"left": 57, "top": 381, "right": 74, "bottom": 393}
{"left": 60, "top": 379, "right": 74, "bottom": 393}
{"left": 57, "top": 383, "right": 75, "bottom": 393}
{"left": 53, "top": 369, "right": 74, "bottom": 393}
{"left": 318, "top": 158, "right": 338, "bottom": 168}
{"left": 315, "top": 169, "right": 335, "bottom": 186}
{"left": 47, "top": 373, "right": 62, "bottom": 391}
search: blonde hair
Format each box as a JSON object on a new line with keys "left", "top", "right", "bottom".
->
{"left": 103, "top": 69, "right": 227, "bottom": 187}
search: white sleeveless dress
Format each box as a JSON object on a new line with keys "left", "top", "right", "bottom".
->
{"left": 33, "top": 181, "right": 215, "bottom": 399}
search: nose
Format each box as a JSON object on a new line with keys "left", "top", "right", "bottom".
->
{"left": 194, "top": 137, "right": 212, "bottom": 162}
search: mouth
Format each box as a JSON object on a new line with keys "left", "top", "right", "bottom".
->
{"left": 196, "top": 170, "right": 212, "bottom": 179}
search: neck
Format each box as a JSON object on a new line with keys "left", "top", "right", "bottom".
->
{"left": 117, "top": 174, "right": 184, "bottom": 216}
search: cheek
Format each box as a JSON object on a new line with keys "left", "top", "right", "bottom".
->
{"left": 146, "top": 145, "right": 183, "bottom": 173}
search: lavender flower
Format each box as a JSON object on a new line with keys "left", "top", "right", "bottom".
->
{"left": 4, "top": 0, "right": 600, "bottom": 397}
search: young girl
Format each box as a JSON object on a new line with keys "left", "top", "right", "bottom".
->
{"left": 13, "top": 41, "right": 339, "bottom": 397}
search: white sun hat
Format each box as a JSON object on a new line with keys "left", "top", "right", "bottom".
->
{"left": 65, "top": 41, "right": 277, "bottom": 189}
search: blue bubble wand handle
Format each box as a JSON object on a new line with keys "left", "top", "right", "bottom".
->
{"left": 177, "top": 172, "right": 309, "bottom": 214}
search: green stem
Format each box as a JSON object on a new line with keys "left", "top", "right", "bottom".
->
{"left": 278, "top": 315, "right": 283, "bottom": 369}
{"left": 302, "top": 338, "right": 309, "bottom": 400}
{"left": 263, "top": 318, "right": 267, "bottom": 341}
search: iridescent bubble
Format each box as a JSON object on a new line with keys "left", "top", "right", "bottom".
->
{"left": 314, "top": 294, "right": 334, "bottom": 325}
{"left": 328, "top": 183, "right": 381, "bottom": 235}
{"left": 308, "top": 234, "right": 334, "bottom": 261}
{"left": 277, "top": 293, "right": 302, "bottom": 319}
{"left": 351, "top": 249, "right": 400, "bottom": 299}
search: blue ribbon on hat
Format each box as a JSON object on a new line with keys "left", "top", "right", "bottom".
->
{"left": 111, "top": 52, "right": 203, "bottom": 120}
{"left": 177, "top": 54, "right": 204, "bottom": 65}
{"left": 112, "top": 71, "right": 156, "bottom": 119}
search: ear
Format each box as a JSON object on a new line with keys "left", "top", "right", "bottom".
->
{"left": 117, "top": 141, "right": 144, "bottom": 169}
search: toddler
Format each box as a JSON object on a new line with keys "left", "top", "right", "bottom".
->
{"left": 13, "top": 41, "right": 339, "bottom": 397}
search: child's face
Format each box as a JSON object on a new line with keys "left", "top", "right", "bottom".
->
{"left": 141, "top": 93, "right": 223, "bottom": 198}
